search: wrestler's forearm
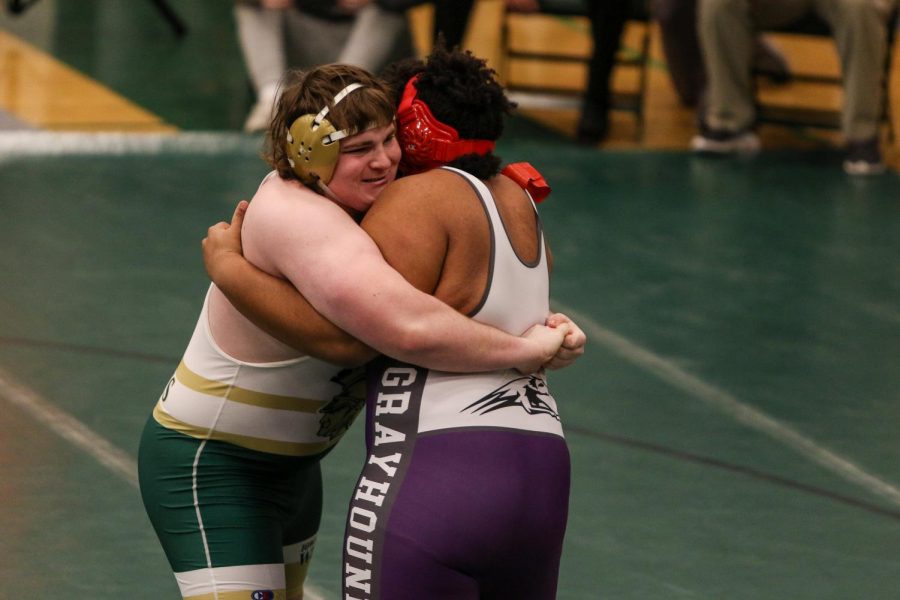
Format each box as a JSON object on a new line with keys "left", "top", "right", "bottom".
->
{"left": 211, "top": 254, "right": 377, "bottom": 366}
{"left": 375, "top": 307, "right": 552, "bottom": 374}
{"left": 316, "top": 267, "right": 555, "bottom": 374}
{"left": 214, "top": 255, "right": 552, "bottom": 373}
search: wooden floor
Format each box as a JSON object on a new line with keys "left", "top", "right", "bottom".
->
{"left": 0, "top": 30, "right": 174, "bottom": 131}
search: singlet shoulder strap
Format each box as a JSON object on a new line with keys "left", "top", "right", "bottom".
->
{"left": 440, "top": 166, "right": 544, "bottom": 269}
{"left": 440, "top": 165, "right": 504, "bottom": 249}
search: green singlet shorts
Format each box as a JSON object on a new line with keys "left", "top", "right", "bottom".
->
{"left": 138, "top": 417, "right": 324, "bottom": 599}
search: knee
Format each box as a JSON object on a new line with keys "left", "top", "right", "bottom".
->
{"left": 835, "top": 0, "right": 894, "bottom": 21}
{"left": 697, "top": 0, "right": 748, "bottom": 28}
{"left": 828, "top": 0, "right": 894, "bottom": 42}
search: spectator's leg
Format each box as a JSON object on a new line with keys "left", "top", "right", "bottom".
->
{"left": 818, "top": 0, "right": 894, "bottom": 173}
{"left": 234, "top": 2, "right": 288, "bottom": 132}
{"left": 283, "top": 10, "right": 353, "bottom": 70}
{"left": 654, "top": 0, "right": 790, "bottom": 107}
{"left": 576, "top": 0, "right": 628, "bottom": 144}
{"left": 433, "top": 0, "right": 476, "bottom": 48}
{"left": 818, "top": 0, "right": 893, "bottom": 142}
{"left": 696, "top": 0, "right": 757, "bottom": 133}
{"left": 338, "top": 5, "right": 414, "bottom": 74}
{"left": 653, "top": 0, "right": 707, "bottom": 106}
{"left": 234, "top": 2, "right": 287, "bottom": 97}
{"left": 752, "top": 36, "right": 791, "bottom": 83}
{"left": 692, "top": 0, "right": 808, "bottom": 151}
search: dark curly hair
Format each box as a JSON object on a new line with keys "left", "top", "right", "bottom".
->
{"left": 382, "top": 44, "right": 516, "bottom": 179}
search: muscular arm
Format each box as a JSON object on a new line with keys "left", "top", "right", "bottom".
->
{"left": 360, "top": 171, "right": 586, "bottom": 368}
{"left": 207, "top": 250, "right": 376, "bottom": 365}
{"left": 206, "top": 190, "right": 564, "bottom": 372}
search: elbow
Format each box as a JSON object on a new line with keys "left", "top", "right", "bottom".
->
{"left": 322, "top": 338, "right": 378, "bottom": 368}
{"left": 326, "top": 289, "right": 446, "bottom": 363}
{"left": 386, "top": 319, "right": 442, "bottom": 361}
{"left": 277, "top": 325, "right": 377, "bottom": 367}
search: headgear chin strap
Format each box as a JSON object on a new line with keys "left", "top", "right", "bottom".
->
{"left": 286, "top": 82, "right": 365, "bottom": 185}
{"left": 396, "top": 76, "right": 496, "bottom": 174}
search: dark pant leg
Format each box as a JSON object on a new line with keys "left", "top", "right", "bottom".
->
{"left": 577, "top": 0, "right": 629, "bottom": 142}
{"left": 433, "top": 0, "right": 476, "bottom": 48}
{"left": 653, "top": 0, "right": 706, "bottom": 106}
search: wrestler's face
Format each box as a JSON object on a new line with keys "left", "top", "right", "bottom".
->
{"left": 329, "top": 122, "right": 401, "bottom": 215}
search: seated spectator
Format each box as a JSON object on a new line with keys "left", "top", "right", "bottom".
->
{"left": 654, "top": 0, "right": 789, "bottom": 108}
{"left": 691, "top": 0, "right": 897, "bottom": 175}
{"left": 577, "top": 0, "right": 790, "bottom": 144}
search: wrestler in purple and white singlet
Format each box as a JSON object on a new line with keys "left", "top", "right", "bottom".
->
{"left": 342, "top": 167, "right": 571, "bottom": 600}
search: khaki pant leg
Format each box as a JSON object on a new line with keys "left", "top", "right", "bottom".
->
{"left": 698, "top": 0, "right": 811, "bottom": 131}
{"left": 815, "top": 0, "right": 896, "bottom": 141}
{"left": 698, "top": 0, "right": 758, "bottom": 131}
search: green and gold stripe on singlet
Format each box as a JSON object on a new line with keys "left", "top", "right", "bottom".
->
{"left": 152, "top": 361, "right": 338, "bottom": 457}
{"left": 173, "top": 361, "right": 324, "bottom": 413}
{"left": 152, "top": 403, "right": 335, "bottom": 457}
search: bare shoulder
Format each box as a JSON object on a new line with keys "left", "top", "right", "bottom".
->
{"left": 367, "top": 169, "right": 475, "bottom": 219}
{"left": 245, "top": 175, "right": 348, "bottom": 234}
{"left": 243, "top": 175, "right": 367, "bottom": 271}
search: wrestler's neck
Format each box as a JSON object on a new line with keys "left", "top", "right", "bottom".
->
{"left": 317, "top": 180, "right": 365, "bottom": 222}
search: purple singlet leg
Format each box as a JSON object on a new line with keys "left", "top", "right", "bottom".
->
{"left": 377, "top": 430, "right": 570, "bottom": 599}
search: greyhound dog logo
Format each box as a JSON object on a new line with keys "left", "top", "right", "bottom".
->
{"left": 318, "top": 367, "right": 366, "bottom": 440}
{"left": 463, "top": 375, "right": 559, "bottom": 420}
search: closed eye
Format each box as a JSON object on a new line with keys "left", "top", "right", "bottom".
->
{"left": 342, "top": 144, "right": 371, "bottom": 154}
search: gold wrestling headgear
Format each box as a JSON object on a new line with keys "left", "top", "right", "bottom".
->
{"left": 285, "top": 82, "right": 365, "bottom": 185}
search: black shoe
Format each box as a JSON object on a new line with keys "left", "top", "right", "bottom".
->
{"left": 576, "top": 127, "right": 608, "bottom": 146}
{"left": 843, "top": 137, "right": 886, "bottom": 175}
{"left": 575, "top": 118, "right": 609, "bottom": 146}
{"left": 576, "top": 108, "right": 609, "bottom": 146}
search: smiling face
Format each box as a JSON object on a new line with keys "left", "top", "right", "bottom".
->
{"left": 327, "top": 122, "right": 401, "bottom": 215}
{"left": 266, "top": 65, "right": 398, "bottom": 192}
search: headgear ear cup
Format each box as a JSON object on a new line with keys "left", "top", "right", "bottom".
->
{"left": 286, "top": 115, "right": 341, "bottom": 185}
{"left": 285, "top": 82, "right": 365, "bottom": 185}
{"left": 396, "top": 76, "right": 496, "bottom": 174}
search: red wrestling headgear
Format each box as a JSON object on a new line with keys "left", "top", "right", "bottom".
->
{"left": 396, "top": 75, "right": 496, "bottom": 174}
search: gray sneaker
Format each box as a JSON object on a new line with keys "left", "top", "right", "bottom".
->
{"left": 691, "top": 128, "right": 761, "bottom": 154}
{"left": 843, "top": 137, "right": 886, "bottom": 175}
